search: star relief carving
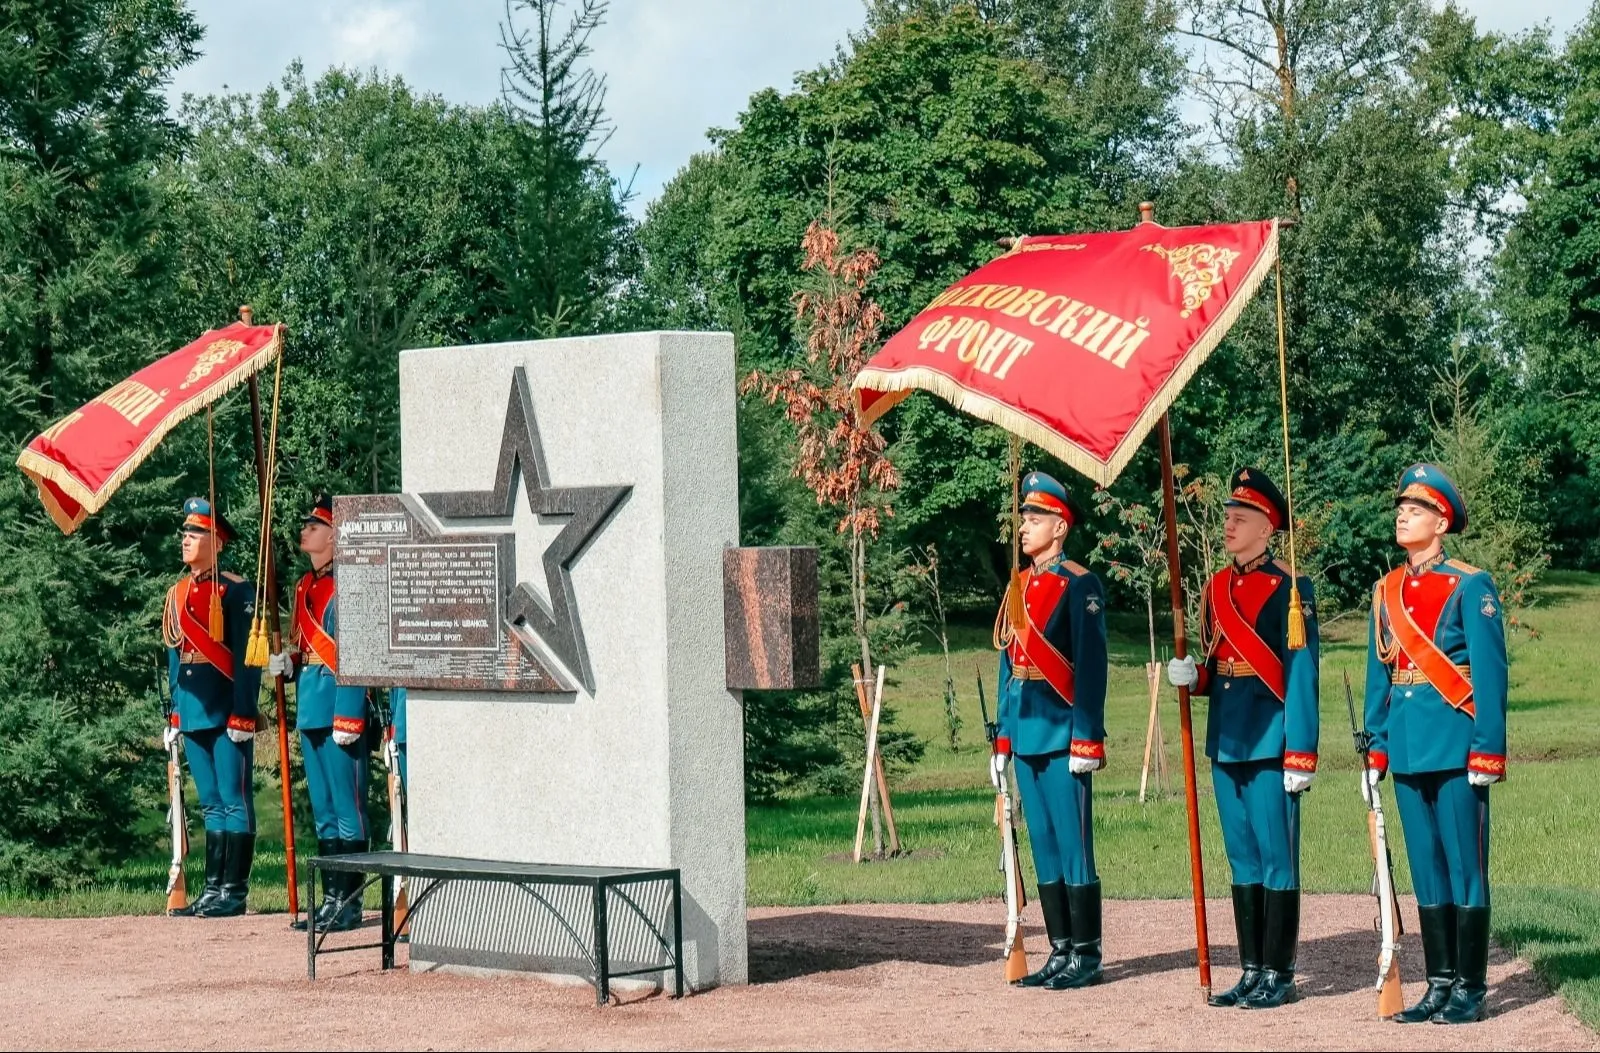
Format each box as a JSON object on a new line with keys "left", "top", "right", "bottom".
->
{"left": 419, "top": 367, "right": 631, "bottom": 693}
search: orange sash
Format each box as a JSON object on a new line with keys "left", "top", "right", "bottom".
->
{"left": 1009, "top": 572, "right": 1076, "bottom": 704}
{"left": 1207, "top": 572, "right": 1286, "bottom": 702}
{"left": 1381, "top": 567, "right": 1475, "bottom": 717}
{"left": 173, "top": 579, "right": 233, "bottom": 679}
{"left": 294, "top": 574, "right": 339, "bottom": 673}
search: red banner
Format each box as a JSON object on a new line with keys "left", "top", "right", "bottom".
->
{"left": 853, "top": 220, "right": 1279, "bottom": 485}
{"left": 16, "top": 322, "right": 283, "bottom": 533}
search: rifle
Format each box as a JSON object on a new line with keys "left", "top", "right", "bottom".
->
{"left": 375, "top": 691, "right": 409, "bottom": 930}
{"left": 157, "top": 660, "right": 189, "bottom": 915}
{"left": 1345, "top": 671, "right": 1404, "bottom": 1018}
{"left": 978, "top": 666, "right": 1029, "bottom": 983}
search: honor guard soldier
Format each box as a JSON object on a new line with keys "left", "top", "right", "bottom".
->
{"left": 1168, "top": 468, "right": 1319, "bottom": 1009}
{"left": 991, "top": 471, "right": 1109, "bottom": 990}
{"left": 1363, "top": 464, "right": 1508, "bottom": 1025}
{"left": 271, "top": 494, "right": 370, "bottom": 933}
{"left": 161, "top": 497, "right": 262, "bottom": 917}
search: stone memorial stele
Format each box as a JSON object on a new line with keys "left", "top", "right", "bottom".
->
{"left": 335, "top": 331, "right": 818, "bottom": 991}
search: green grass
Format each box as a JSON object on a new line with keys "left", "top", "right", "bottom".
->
{"left": 4, "top": 572, "right": 1598, "bottom": 1029}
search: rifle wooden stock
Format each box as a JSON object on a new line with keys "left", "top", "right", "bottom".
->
{"left": 1370, "top": 801, "right": 1405, "bottom": 1018}
{"left": 999, "top": 775, "right": 1029, "bottom": 983}
{"left": 385, "top": 735, "right": 409, "bottom": 930}
{"left": 165, "top": 748, "right": 187, "bottom": 914}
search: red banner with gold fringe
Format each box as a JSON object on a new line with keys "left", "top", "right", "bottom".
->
{"left": 853, "top": 219, "right": 1279, "bottom": 486}
{"left": 16, "top": 322, "right": 284, "bottom": 533}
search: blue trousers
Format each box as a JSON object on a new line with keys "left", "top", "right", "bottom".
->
{"left": 1392, "top": 770, "right": 1490, "bottom": 908}
{"left": 1213, "top": 759, "right": 1301, "bottom": 890}
{"left": 396, "top": 743, "right": 406, "bottom": 790}
{"left": 1014, "top": 751, "right": 1096, "bottom": 885}
{"left": 183, "top": 728, "right": 255, "bottom": 834}
{"left": 301, "top": 729, "right": 370, "bottom": 842}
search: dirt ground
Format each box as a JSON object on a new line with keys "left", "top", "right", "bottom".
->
{"left": 1, "top": 894, "right": 1593, "bottom": 1051}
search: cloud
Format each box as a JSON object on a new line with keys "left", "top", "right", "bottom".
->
{"left": 329, "top": 2, "right": 422, "bottom": 69}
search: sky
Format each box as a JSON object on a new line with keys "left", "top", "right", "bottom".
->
{"left": 165, "top": 0, "right": 1592, "bottom": 215}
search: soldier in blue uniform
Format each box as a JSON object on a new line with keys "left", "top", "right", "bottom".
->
{"left": 990, "top": 471, "right": 1109, "bottom": 990}
{"left": 1363, "top": 464, "right": 1508, "bottom": 1025}
{"left": 1168, "top": 468, "right": 1320, "bottom": 1009}
{"left": 272, "top": 494, "right": 370, "bottom": 933}
{"left": 161, "top": 497, "right": 262, "bottom": 917}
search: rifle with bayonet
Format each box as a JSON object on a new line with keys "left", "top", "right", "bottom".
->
{"left": 157, "top": 659, "right": 189, "bottom": 915}
{"left": 1346, "top": 670, "right": 1404, "bottom": 1018}
{"left": 978, "top": 666, "right": 1029, "bottom": 983}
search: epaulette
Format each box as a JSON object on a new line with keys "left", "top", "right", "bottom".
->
{"left": 1063, "top": 560, "right": 1089, "bottom": 578}
{"left": 221, "top": 571, "right": 245, "bottom": 583}
{"left": 1444, "top": 558, "right": 1483, "bottom": 576}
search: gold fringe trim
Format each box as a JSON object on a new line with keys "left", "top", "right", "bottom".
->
{"left": 15, "top": 326, "right": 284, "bottom": 535}
{"left": 855, "top": 222, "right": 1280, "bottom": 488}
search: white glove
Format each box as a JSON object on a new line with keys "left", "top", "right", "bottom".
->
{"left": 267, "top": 650, "right": 294, "bottom": 679}
{"left": 1468, "top": 770, "right": 1500, "bottom": 787}
{"left": 988, "top": 752, "right": 1008, "bottom": 793}
{"left": 1359, "top": 767, "right": 1383, "bottom": 805}
{"left": 227, "top": 726, "right": 255, "bottom": 744}
{"left": 333, "top": 729, "right": 362, "bottom": 748}
{"left": 1284, "top": 771, "right": 1313, "bottom": 794}
{"left": 1167, "top": 655, "right": 1198, "bottom": 689}
{"left": 162, "top": 725, "right": 181, "bottom": 751}
{"left": 1069, "top": 755, "right": 1102, "bottom": 775}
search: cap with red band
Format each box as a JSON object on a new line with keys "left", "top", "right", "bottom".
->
{"left": 1394, "top": 464, "right": 1467, "bottom": 534}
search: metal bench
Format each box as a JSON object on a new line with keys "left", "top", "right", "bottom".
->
{"left": 305, "top": 850, "right": 684, "bottom": 1004}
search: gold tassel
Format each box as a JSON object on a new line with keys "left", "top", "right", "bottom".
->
{"left": 1286, "top": 582, "right": 1307, "bottom": 651}
{"left": 243, "top": 617, "right": 265, "bottom": 667}
{"left": 208, "top": 588, "right": 225, "bottom": 642}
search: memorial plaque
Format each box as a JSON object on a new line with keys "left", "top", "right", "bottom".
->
{"left": 334, "top": 493, "right": 569, "bottom": 692}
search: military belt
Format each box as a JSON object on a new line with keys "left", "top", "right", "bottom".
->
{"left": 1391, "top": 664, "right": 1470, "bottom": 686}
{"left": 178, "top": 651, "right": 210, "bottom": 665}
{"left": 302, "top": 653, "right": 327, "bottom": 666}
{"left": 1215, "top": 658, "right": 1257, "bottom": 678}
{"left": 1011, "top": 665, "right": 1051, "bottom": 681}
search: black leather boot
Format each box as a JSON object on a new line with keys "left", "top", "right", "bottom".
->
{"left": 1395, "top": 904, "right": 1456, "bottom": 1022}
{"left": 326, "top": 838, "right": 366, "bottom": 932}
{"left": 1241, "top": 887, "right": 1299, "bottom": 1008}
{"left": 1433, "top": 906, "right": 1489, "bottom": 1024}
{"left": 1017, "top": 881, "right": 1072, "bottom": 987}
{"left": 291, "top": 839, "right": 342, "bottom": 932}
{"left": 1210, "top": 884, "right": 1265, "bottom": 1007}
{"left": 172, "top": 829, "right": 225, "bottom": 917}
{"left": 197, "top": 832, "right": 253, "bottom": 917}
{"left": 1044, "top": 881, "right": 1103, "bottom": 989}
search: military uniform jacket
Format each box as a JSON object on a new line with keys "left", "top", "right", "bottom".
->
{"left": 1192, "top": 555, "right": 1320, "bottom": 770}
{"left": 164, "top": 570, "right": 261, "bottom": 732}
{"left": 996, "top": 556, "right": 1108, "bottom": 760}
{"left": 291, "top": 568, "right": 367, "bottom": 734}
{"left": 1363, "top": 554, "right": 1508, "bottom": 778}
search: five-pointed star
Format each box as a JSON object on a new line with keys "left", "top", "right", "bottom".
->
{"left": 419, "top": 367, "right": 630, "bottom": 692}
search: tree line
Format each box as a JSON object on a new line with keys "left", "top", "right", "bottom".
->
{"left": 1, "top": 0, "right": 1594, "bottom": 889}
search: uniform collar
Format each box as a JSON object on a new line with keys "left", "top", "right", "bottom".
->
{"left": 1032, "top": 551, "right": 1067, "bottom": 574}
{"left": 1406, "top": 550, "right": 1447, "bottom": 576}
{"left": 188, "top": 566, "right": 218, "bottom": 584}
{"left": 311, "top": 560, "right": 335, "bottom": 580}
{"left": 1232, "top": 550, "right": 1273, "bottom": 576}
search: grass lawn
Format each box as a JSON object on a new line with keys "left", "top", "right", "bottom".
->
{"left": 4, "top": 572, "right": 1597, "bottom": 1029}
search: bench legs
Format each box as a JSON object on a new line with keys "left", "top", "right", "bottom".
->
{"left": 382, "top": 875, "right": 395, "bottom": 970}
